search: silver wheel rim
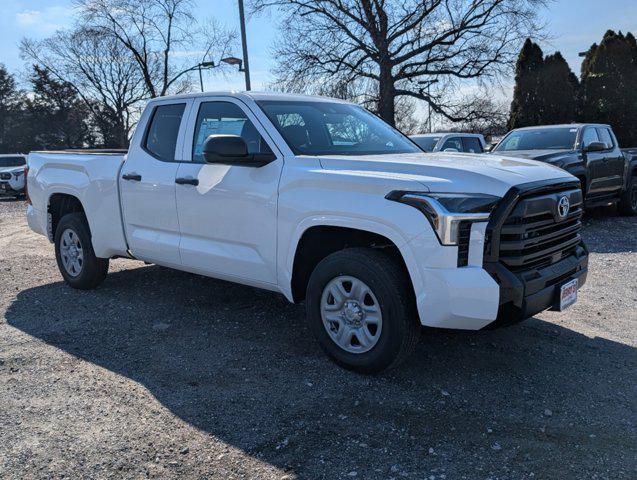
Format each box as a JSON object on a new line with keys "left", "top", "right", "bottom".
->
{"left": 60, "top": 228, "right": 84, "bottom": 277}
{"left": 320, "top": 276, "right": 382, "bottom": 354}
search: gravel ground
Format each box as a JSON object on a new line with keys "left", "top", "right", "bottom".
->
{"left": 0, "top": 198, "right": 635, "bottom": 479}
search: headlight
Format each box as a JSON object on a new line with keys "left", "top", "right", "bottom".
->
{"left": 386, "top": 191, "right": 500, "bottom": 245}
{"left": 13, "top": 171, "right": 24, "bottom": 178}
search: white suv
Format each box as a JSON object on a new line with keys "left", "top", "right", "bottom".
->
{"left": 0, "top": 154, "right": 27, "bottom": 198}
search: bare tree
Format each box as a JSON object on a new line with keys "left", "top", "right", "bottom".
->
{"left": 76, "top": 0, "right": 237, "bottom": 97}
{"left": 444, "top": 97, "right": 510, "bottom": 139}
{"left": 22, "top": 28, "right": 147, "bottom": 147}
{"left": 253, "top": 0, "right": 547, "bottom": 126}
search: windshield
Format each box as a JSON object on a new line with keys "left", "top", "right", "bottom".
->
{"left": 495, "top": 128, "right": 577, "bottom": 151}
{"left": 257, "top": 100, "right": 421, "bottom": 156}
{"left": 0, "top": 156, "right": 25, "bottom": 168}
{"left": 411, "top": 136, "right": 441, "bottom": 152}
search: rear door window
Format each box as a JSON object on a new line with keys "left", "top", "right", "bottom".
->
{"left": 144, "top": 103, "right": 186, "bottom": 161}
{"left": 462, "top": 137, "right": 483, "bottom": 153}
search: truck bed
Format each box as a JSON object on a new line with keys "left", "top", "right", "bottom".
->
{"left": 621, "top": 147, "right": 637, "bottom": 160}
{"left": 31, "top": 149, "right": 128, "bottom": 155}
{"left": 26, "top": 150, "right": 129, "bottom": 258}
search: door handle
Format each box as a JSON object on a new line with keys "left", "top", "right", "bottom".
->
{"left": 175, "top": 177, "right": 199, "bottom": 186}
{"left": 122, "top": 173, "right": 142, "bottom": 181}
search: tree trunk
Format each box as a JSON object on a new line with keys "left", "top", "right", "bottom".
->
{"left": 378, "top": 61, "right": 395, "bottom": 126}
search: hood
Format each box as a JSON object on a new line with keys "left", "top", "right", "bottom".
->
{"left": 492, "top": 149, "right": 576, "bottom": 163}
{"left": 318, "top": 152, "right": 574, "bottom": 197}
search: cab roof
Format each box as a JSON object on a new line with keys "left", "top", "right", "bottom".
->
{"left": 514, "top": 123, "right": 611, "bottom": 130}
{"left": 410, "top": 132, "right": 483, "bottom": 138}
{"left": 145, "top": 91, "right": 352, "bottom": 104}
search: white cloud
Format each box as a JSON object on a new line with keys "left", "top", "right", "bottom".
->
{"left": 15, "top": 6, "right": 75, "bottom": 35}
{"left": 16, "top": 10, "right": 41, "bottom": 27}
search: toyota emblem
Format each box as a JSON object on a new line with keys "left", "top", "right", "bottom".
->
{"left": 558, "top": 195, "right": 570, "bottom": 219}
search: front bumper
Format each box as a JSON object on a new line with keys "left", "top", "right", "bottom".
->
{"left": 406, "top": 178, "right": 589, "bottom": 331}
{"left": 404, "top": 221, "right": 501, "bottom": 330}
{"left": 483, "top": 242, "right": 588, "bottom": 328}
{"left": 0, "top": 181, "right": 24, "bottom": 196}
{"left": 415, "top": 265, "right": 500, "bottom": 329}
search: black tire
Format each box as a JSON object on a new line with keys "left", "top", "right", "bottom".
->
{"left": 618, "top": 176, "right": 637, "bottom": 216}
{"left": 306, "top": 248, "right": 420, "bottom": 373}
{"left": 54, "top": 212, "right": 109, "bottom": 289}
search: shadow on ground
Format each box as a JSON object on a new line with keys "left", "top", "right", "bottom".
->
{"left": 6, "top": 264, "right": 636, "bottom": 478}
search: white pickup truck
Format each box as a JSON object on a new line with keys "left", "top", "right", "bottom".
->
{"left": 26, "top": 92, "right": 589, "bottom": 372}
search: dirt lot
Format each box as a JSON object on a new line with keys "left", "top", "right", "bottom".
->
{"left": 0, "top": 198, "right": 635, "bottom": 479}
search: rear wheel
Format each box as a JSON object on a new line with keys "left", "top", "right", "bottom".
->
{"left": 54, "top": 213, "right": 109, "bottom": 289}
{"left": 618, "top": 176, "right": 637, "bottom": 216}
{"left": 306, "top": 248, "right": 420, "bottom": 373}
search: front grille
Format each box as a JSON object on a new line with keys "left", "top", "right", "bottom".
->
{"left": 497, "top": 187, "right": 583, "bottom": 272}
{"left": 0, "top": 173, "right": 11, "bottom": 180}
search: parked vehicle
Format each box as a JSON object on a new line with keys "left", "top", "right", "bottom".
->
{"left": 0, "top": 154, "right": 27, "bottom": 198}
{"left": 492, "top": 124, "right": 637, "bottom": 215}
{"left": 485, "top": 135, "right": 505, "bottom": 152}
{"left": 410, "top": 133, "right": 486, "bottom": 153}
{"left": 26, "top": 92, "right": 588, "bottom": 372}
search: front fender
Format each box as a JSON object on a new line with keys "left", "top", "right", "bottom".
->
{"left": 278, "top": 214, "right": 429, "bottom": 303}
{"left": 554, "top": 154, "right": 585, "bottom": 176}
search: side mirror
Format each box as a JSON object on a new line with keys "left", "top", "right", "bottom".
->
{"left": 583, "top": 141, "right": 607, "bottom": 153}
{"left": 202, "top": 134, "right": 275, "bottom": 167}
{"left": 443, "top": 147, "right": 459, "bottom": 153}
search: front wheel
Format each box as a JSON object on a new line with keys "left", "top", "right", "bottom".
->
{"left": 54, "top": 213, "right": 109, "bottom": 289}
{"left": 306, "top": 248, "right": 420, "bottom": 373}
{"left": 618, "top": 176, "right": 637, "bottom": 216}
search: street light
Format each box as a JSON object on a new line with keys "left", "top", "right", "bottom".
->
{"left": 193, "top": 57, "right": 248, "bottom": 93}
{"left": 221, "top": 57, "right": 243, "bottom": 68}
{"left": 197, "top": 61, "right": 216, "bottom": 92}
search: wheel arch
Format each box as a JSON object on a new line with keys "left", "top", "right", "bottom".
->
{"left": 629, "top": 158, "right": 637, "bottom": 180}
{"left": 48, "top": 193, "right": 87, "bottom": 242}
{"left": 286, "top": 221, "right": 418, "bottom": 304}
{"left": 568, "top": 169, "right": 587, "bottom": 196}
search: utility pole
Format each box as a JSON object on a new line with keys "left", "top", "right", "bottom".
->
{"left": 238, "top": 0, "right": 251, "bottom": 91}
{"left": 419, "top": 79, "right": 439, "bottom": 133}
{"left": 427, "top": 83, "right": 433, "bottom": 133}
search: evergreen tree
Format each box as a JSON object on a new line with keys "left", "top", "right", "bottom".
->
{"left": 581, "top": 30, "right": 637, "bottom": 146}
{"left": 508, "top": 39, "right": 545, "bottom": 129}
{"left": 26, "top": 66, "right": 95, "bottom": 150}
{"left": 540, "top": 52, "right": 579, "bottom": 124}
{"left": 0, "top": 65, "right": 27, "bottom": 153}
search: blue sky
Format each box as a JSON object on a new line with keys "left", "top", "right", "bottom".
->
{"left": 1, "top": 0, "right": 636, "bottom": 95}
